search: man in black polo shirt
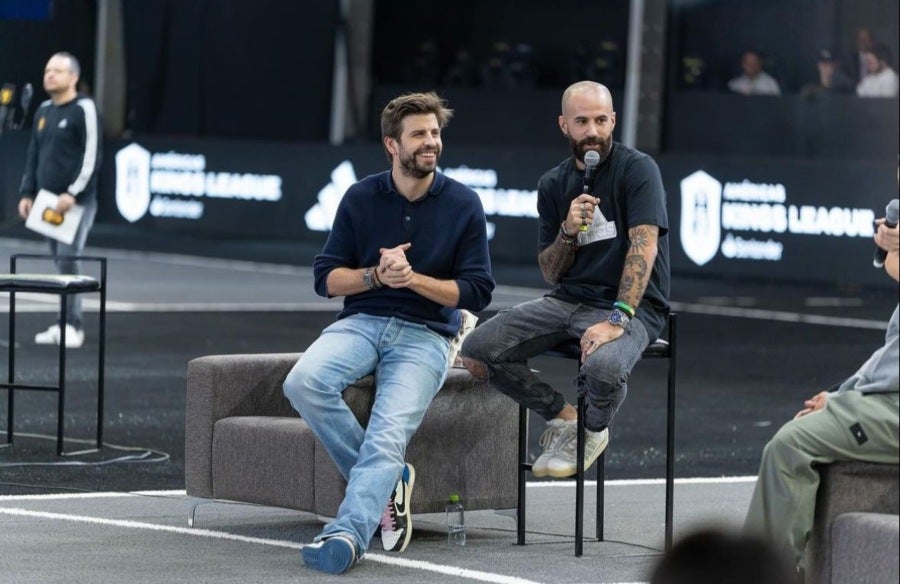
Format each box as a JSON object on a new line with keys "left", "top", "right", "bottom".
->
{"left": 462, "top": 80, "right": 670, "bottom": 478}
{"left": 18, "top": 52, "right": 101, "bottom": 349}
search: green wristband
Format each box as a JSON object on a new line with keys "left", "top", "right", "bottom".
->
{"left": 613, "top": 301, "right": 635, "bottom": 318}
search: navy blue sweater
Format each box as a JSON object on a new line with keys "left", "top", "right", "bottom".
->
{"left": 313, "top": 170, "right": 495, "bottom": 337}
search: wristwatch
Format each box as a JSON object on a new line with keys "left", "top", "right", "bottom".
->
{"left": 607, "top": 308, "right": 631, "bottom": 329}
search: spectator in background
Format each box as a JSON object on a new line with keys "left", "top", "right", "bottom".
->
{"left": 443, "top": 48, "right": 477, "bottom": 87}
{"left": 728, "top": 50, "right": 781, "bottom": 96}
{"left": 846, "top": 27, "right": 877, "bottom": 83}
{"left": 856, "top": 44, "right": 900, "bottom": 97}
{"left": 480, "top": 41, "right": 516, "bottom": 88}
{"left": 801, "top": 49, "right": 854, "bottom": 97}
{"left": 400, "top": 40, "right": 439, "bottom": 86}
{"left": 649, "top": 528, "right": 795, "bottom": 584}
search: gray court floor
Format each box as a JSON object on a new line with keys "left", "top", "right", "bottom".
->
{"left": 0, "top": 479, "right": 755, "bottom": 584}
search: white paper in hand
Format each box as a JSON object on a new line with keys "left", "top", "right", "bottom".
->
{"left": 24, "top": 190, "right": 84, "bottom": 245}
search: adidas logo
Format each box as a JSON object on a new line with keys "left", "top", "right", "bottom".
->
{"left": 304, "top": 160, "right": 357, "bottom": 231}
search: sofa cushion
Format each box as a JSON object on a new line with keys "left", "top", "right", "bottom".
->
{"left": 809, "top": 461, "right": 900, "bottom": 583}
{"left": 212, "top": 416, "right": 316, "bottom": 511}
{"left": 831, "top": 512, "right": 899, "bottom": 584}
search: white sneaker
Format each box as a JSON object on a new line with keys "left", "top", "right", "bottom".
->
{"left": 532, "top": 418, "right": 569, "bottom": 477}
{"left": 34, "top": 324, "right": 85, "bottom": 348}
{"left": 546, "top": 421, "right": 609, "bottom": 478}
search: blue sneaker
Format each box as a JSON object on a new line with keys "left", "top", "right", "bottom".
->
{"left": 380, "top": 463, "right": 415, "bottom": 552}
{"left": 302, "top": 534, "right": 357, "bottom": 574}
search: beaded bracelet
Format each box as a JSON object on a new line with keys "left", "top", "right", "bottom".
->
{"left": 613, "top": 300, "right": 635, "bottom": 318}
{"left": 559, "top": 222, "right": 578, "bottom": 248}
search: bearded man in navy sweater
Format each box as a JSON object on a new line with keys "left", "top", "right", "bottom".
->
{"left": 283, "top": 92, "right": 494, "bottom": 575}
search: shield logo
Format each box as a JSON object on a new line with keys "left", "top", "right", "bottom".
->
{"left": 115, "top": 143, "right": 152, "bottom": 223}
{"left": 680, "top": 170, "right": 722, "bottom": 266}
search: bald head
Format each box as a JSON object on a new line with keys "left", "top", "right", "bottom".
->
{"left": 558, "top": 81, "right": 616, "bottom": 167}
{"left": 561, "top": 81, "right": 614, "bottom": 116}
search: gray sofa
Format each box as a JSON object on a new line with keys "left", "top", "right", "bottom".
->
{"left": 185, "top": 353, "right": 518, "bottom": 526}
{"left": 807, "top": 460, "right": 900, "bottom": 584}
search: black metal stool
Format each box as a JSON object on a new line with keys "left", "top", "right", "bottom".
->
{"left": 517, "top": 312, "right": 677, "bottom": 556}
{"left": 0, "top": 254, "right": 107, "bottom": 455}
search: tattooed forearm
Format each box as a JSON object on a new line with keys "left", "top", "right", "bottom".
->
{"left": 618, "top": 225, "right": 658, "bottom": 307}
{"left": 538, "top": 235, "right": 576, "bottom": 284}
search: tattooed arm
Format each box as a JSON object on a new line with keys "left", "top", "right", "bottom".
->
{"left": 580, "top": 223, "right": 659, "bottom": 360}
{"left": 538, "top": 231, "right": 576, "bottom": 284}
{"left": 538, "top": 193, "right": 599, "bottom": 284}
{"left": 617, "top": 224, "right": 659, "bottom": 309}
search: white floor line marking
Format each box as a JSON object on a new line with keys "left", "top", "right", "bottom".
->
{"left": 527, "top": 476, "right": 757, "bottom": 488}
{"left": 0, "top": 489, "right": 187, "bottom": 502}
{"left": 0, "top": 507, "right": 543, "bottom": 584}
{"left": 668, "top": 300, "right": 886, "bottom": 330}
{"left": 0, "top": 478, "right": 754, "bottom": 503}
{"left": 0, "top": 300, "right": 342, "bottom": 313}
{"left": 2, "top": 294, "right": 887, "bottom": 330}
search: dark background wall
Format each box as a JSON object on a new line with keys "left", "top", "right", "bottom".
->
{"left": 371, "top": 0, "right": 630, "bottom": 90}
{"left": 120, "top": 0, "right": 338, "bottom": 140}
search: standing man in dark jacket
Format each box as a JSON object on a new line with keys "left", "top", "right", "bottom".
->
{"left": 18, "top": 52, "right": 101, "bottom": 348}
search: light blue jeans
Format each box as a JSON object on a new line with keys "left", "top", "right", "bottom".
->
{"left": 283, "top": 314, "right": 450, "bottom": 555}
{"left": 48, "top": 196, "right": 97, "bottom": 329}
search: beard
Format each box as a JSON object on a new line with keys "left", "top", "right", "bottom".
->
{"left": 398, "top": 146, "right": 440, "bottom": 179}
{"left": 569, "top": 135, "right": 612, "bottom": 164}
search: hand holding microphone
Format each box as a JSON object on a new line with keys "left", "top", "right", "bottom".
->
{"left": 579, "top": 150, "right": 601, "bottom": 232}
{"left": 568, "top": 194, "right": 600, "bottom": 235}
{"left": 873, "top": 199, "right": 899, "bottom": 268}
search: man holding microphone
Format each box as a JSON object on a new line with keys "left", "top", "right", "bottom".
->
{"left": 461, "top": 81, "right": 670, "bottom": 478}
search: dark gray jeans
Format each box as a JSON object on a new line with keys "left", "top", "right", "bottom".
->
{"left": 461, "top": 296, "right": 649, "bottom": 432}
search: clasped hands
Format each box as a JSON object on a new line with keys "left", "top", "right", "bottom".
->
{"left": 377, "top": 243, "right": 415, "bottom": 288}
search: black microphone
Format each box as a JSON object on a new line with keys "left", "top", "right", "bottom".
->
{"left": 15, "top": 83, "right": 33, "bottom": 130}
{"left": 873, "top": 199, "right": 899, "bottom": 268}
{"left": 579, "top": 150, "right": 601, "bottom": 232}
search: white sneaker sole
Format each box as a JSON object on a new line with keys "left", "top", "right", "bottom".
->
{"left": 546, "top": 430, "right": 609, "bottom": 478}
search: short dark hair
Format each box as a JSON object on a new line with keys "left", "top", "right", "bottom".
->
{"left": 52, "top": 52, "right": 81, "bottom": 77}
{"left": 380, "top": 92, "right": 453, "bottom": 163}
{"left": 868, "top": 43, "right": 893, "bottom": 66}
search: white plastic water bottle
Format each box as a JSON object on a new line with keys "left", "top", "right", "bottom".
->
{"left": 446, "top": 494, "right": 466, "bottom": 546}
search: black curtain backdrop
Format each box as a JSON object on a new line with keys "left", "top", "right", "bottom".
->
{"left": 121, "top": 0, "right": 338, "bottom": 141}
